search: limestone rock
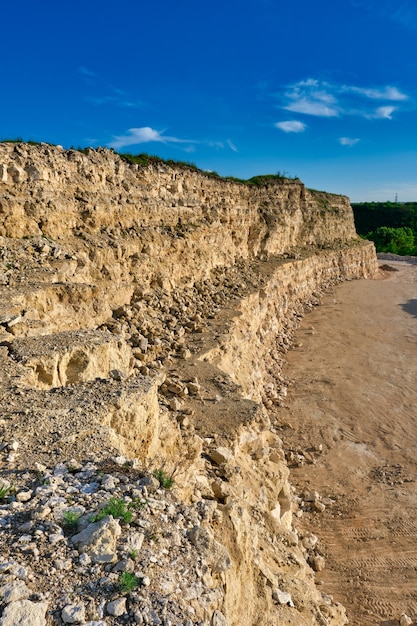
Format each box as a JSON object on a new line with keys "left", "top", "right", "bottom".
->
{"left": 188, "top": 526, "right": 232, "bottom": 573}
{"left": 209, "top": 447, "right": 234, "bottom": 465}
{"left": 272, "top": 588, "right": 295, "bottom": 607}
{"left": 310, "top": 555, "right": 326, "bottom": 572}
{"left": 106, "top": 597, "right": 127, "bottom": 617}
{"left": 61, "top": 603, "right": 86, "bottom": 624}
{"left": 211, "top": 610, "right": 228, "bottom": 626}
{"left": 71, "top": 516, "right": 121, "bottom": 563}
{"left": 0, "top": 580, "right": 30, "bottom": 603}
{"left": 0, "top": 600, "right": 48, "bottom": 626}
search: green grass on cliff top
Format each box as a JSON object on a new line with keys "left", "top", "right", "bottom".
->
{"left": 0, "top": 139, "right": 301, "bottom": 187}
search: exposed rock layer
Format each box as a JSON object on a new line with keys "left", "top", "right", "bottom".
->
{"left": 0, "top": 142, "right": 378, "bottom": 625}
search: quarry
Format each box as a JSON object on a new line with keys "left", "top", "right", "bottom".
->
{"left": 0, "top": 142, "right": 379, "bottom": 626}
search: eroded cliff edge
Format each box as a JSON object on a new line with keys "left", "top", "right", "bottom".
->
{"left": 0, "top": 142, "right": 378, "bottom": 626}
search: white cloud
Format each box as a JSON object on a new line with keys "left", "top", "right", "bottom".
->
{"left": 345, "top": 85, "right": 407, "bottom": 101}
{"left": 108, "top": 127, "right": 198, "bottom": 150}
{"left": 275, "top": 120, "right": 307, "bottom": 133}
{"left": 284, "top": 99, "right": 339, "bottom": 117}
{"left": 279, "top": 78, "right": 408, "bottom": 121}
{"left": 283, "top": 80, "right": 339, "bottom": 117}
{"left": 339, "top": 137, "right": 360, "bottom": 147}
{"left": 373, "top": 105, "right": 396, "bottom": 119}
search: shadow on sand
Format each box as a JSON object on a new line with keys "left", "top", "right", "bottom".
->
{"left": 399, "top": 299, "right": 417, "bottom": 318}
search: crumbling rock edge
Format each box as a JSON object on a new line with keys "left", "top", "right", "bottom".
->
{"left": 0, "top": 143, "right": 378, "bottom": 625}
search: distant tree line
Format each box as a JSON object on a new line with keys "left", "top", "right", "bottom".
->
{"left": 352, "top": 202, "right": 417, "bottom": 256}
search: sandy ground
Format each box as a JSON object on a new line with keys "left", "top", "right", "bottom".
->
{"left": 277, "top": 259, "right": 417, "bottom": 626}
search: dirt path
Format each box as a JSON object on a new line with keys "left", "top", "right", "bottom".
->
{"left": 277, "top": 260, "right": 417, "bottom": 626}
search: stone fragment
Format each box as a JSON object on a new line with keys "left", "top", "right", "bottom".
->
{"left": 0, "top": 580, "right": 30, "bottom": 603}
{"left": 210, "top": 479, "right": 233, "bottom": 500}
{"left": 169, "top": 397, "right": 182, "bottom": 411}
{"left": 187, "top": 381, "right": 201, "bottom": 395}
{"left": 167, "top": 380, "right": 185, "bottom": 395}
{"left": 399, "top": 614, "right": 412, "bottom": 626}
{"left": 106, "top": 597, "right": 127, "bottom": 617}
{"left": 304, "top": 491, "right": 320, "bottom": 502}
{"left": 131, "top": 334, "right": 148, "bottom": 352}
{"left": 209, "top": 447, "right": 234, "bottom": 465}
{"left": 0, "top": 600, "right": 48, "bottom": 626}
{"left": 62, "top": 603, "right": 86, "bottom": 624}
{"left": 71, "top": 516, "right": 121, "bottom": 563}
{"left": 6, "top": 316, "right": 23, "bottom": 329}
{"left": 16, "top": 490, "right": 33, "bottom": 502}
{"left": 272, "top": 589, "right": 294, "bottom": 607}
{"left": 78, "top": 553, "right": 91, "bottom": 566}
{"left": 109, "top": 369, "right": 125, "bottom": 381}
{"left": 138, "top": 475, "right": 160, "bottom": 491}
{"left": 310, "top": 555, "right": 326, "bottom": 572}
{"left": 0, "top": 478, "right": 11, "bottom": 490}
{"left": 302, "top": 533, "right": 318, "bottom": 550}
{"left": 101, "top": 475, "right": 118, "bottom": 490}
{"left": 125, "top": 531, "right": 145, "bottom": 553}
{"left": 188, "top": 526, "right": 231, "bottom": 573}
{"left": 211, "top": 610, "right": 228, "bottom": 626}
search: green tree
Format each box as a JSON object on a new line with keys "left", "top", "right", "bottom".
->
{"left": 366, "top": 226, "right": 416, "bottom": 255}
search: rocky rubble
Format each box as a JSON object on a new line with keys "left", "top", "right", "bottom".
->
{"left": 0, "top": 455, "right": 230, "bottom": 626}
{"left": 0, "top": 451, "right": 334, "bottom": 626}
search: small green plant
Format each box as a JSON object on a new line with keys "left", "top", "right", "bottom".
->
{"left": 62, "top": 510, "right": 81, "bottom": 529}
{"left": 145, "top": 525, "right": 160, "bottom": 543}
{"left": 128, "top": 497, "right": 147, "bottom": 511}
{"left": 129, "top": 548, "right": 139, "bottom": 560}
{"left": 153, "top": 468, "right": 174, "bottom": 489}
{"left": 0, "top": 484, "right": 12, "bottom": 501}
{"left": 118, "top": 571, "right": 140, "bottom": 593}
{"left": 90, "top": 498, "right": 133, "bottom": 524}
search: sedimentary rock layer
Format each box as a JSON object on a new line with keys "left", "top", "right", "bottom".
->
{"left": 0, "top": 142, "right": 378, "bottom": 625}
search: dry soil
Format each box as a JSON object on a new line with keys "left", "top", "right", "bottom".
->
{"left": 277, "top": 259, "right": 417, "bottom": 625}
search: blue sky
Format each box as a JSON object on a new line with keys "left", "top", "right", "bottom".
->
{"left": 1, "top": 0, "right": 417, "bottom": 201}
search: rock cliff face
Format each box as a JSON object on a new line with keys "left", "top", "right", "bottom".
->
{"left": 0, "top": 142, "right": 378, "bottom": 626}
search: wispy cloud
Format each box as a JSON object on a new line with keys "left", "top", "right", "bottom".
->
{"left": 275, "top": 120, "right": 307, "bottom": 133}
{"left": 80, "top": 68, "right": 141, "bottom": 109}
{"left": 109, "top": 127, "right": 239, "bottom": 153}
{"left": 351, "top": 0, "right": 417, "bottom": 31}
{"left": 344, "top": 85, "right": 407, "bottom": 101}
{"left": 283, "top": 79, "right": 340, "bottom": 117}
{"left": 79, "top": 66, "right": 96, "bottom": 77}
{"left": 279, "top": 78, "right": 408, "bottom": 120}
{"left": 226, "top": 139, "right": 238, "bottom": 152}
{"left": 86, "top": 95, "right": 139, "bottom": 108}
{"left": 284, "top": 99, "right": 339, "bottom": 117}
{"left": 339, "top": 137, "right": 360, "bottom": 147}
{"left": 108, "top": 127, "right": 199, "bottom": 150}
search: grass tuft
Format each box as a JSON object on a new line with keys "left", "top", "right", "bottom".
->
{"left": 90, "top": 497, "right": 133, "bottom": 524}
{"left": 118, "top": 571, "right": 140, "bottom": 593}
{"left": 62, "top": 510, "right": 81, "bottom": 529}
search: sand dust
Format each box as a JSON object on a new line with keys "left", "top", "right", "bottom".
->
{"left": 277, "top": 260, "right": 417, "bottom": 626}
